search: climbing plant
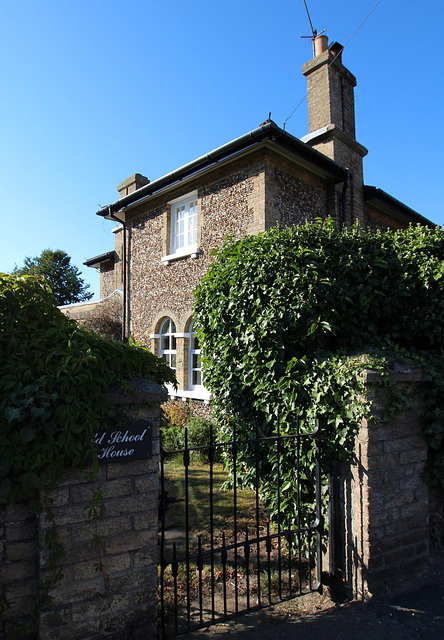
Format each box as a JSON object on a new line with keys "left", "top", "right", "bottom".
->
{"left": 194, "top": 220, "right": 444, "bottom": 529}
{"left": 0, "top": 273, "right": 176, "bottom": 620}
{"left": 0, "top": 273, "right": 175, "bottom": 503}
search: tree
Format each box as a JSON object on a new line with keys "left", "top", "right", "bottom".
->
{"left": 13, "top": 249, "right": 93, "bottom": 306}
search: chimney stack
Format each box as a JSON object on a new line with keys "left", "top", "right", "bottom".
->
{"left": 302, "top": 38, "right": 368, "bottom": 228}
{"left": 117, "top": 174, "right": 149, "bottom": 200}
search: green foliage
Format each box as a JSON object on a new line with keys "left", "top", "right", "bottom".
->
{"left": 12, "top": 249, "right": 93, "bottom": 305}
{"left": 161, "top": 405, "right": 220, "bottom": 462}
{"left": 161, "top": 402, "right": 191, "bottom": 451}
{"left": 194, "top": 220, "right": 444, "bottom": 527}
{"left": 186, "top": 416, "right": 221, "bottom": 462}
{"left": 0, "top": 273, "right": 176, "bottom": 503}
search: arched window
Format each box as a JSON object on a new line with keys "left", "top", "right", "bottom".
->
{"left": 188, "top": 321, "right": 202, "bottom": 388}
{"left": 159, "top": 318, "right": 176, "bottom": 370}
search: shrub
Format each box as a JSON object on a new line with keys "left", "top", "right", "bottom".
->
{"left": 79, "top": 295, "right": 122, "bottom": 340}
{"left": 187, "top": 416, "right": 221, "bottom": 462}
{"left": 194, "top": 220, "right": 444, "bottom": 529}
{"left": 160, "top": 405, "right": 221, "bottom": 462}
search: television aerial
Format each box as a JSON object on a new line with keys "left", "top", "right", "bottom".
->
{"left": 301, "top": 0, "right": 327, "bottom": 57}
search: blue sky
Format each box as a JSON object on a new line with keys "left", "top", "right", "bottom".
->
{"left": 1, "top": 0, "right": 442, "bottom": 298}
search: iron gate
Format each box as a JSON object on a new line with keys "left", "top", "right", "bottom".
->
{"left": 159, "top": 417, "right": 323, "bottom": 637}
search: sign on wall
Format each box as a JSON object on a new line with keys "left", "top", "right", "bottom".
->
{"left": 94, "top": 419, "right": 153, "bottom": 463}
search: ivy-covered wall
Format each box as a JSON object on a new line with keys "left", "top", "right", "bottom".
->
{"left": 1, "top": 380, "right": 166, "bottom": 640}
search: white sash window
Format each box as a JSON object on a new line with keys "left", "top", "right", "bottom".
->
{"left": 162, "top": 192, "right": 199, "bottom": 264}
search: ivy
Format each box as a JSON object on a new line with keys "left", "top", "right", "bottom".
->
{"left": 0, "top": 273, "right": 176, "bottom": 620}
{"left": 0, "top": 273, "right": 175, "bottom": 502}
{"left": 194, "top": 220, "right": 444, "bottom": 529}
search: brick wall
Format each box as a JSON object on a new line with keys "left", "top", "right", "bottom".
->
{"left": 0, "top": 379, "right": 166, "bottom": 640}
{"left": 332, "top": 368, "right": 431, "bottom": 598}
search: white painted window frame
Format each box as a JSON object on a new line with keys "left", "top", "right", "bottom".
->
{"left": 159, "top": 318, "right": 177, "bottom": 371}
{"left": 188, "top": 321, "right": 203, "bottom": 392}
{"left": 162, "top": 191, "right": 199, "bottom": 265}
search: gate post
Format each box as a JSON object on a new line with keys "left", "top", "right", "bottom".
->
{"left": 1, "top": 376, "right": 166, "bottom": 640}
{"left": 333, "top": 367, "right": 430, "bottom": 599}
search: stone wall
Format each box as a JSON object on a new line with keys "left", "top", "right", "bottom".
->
{"left": 123, "top": 149, "right": 329, "bottom": 405}
{"left": 127, "top": 166, "right": 256, "bottom": 343}
{"left": 126, "top": 149, "right": 329, "bottom": 346}
{"left": 0, "top": 379, "right": 166, "bottom": 640}
{"left": 331, "top": 368, "right": 431, "bottom": 598}
{"left": 364, "top": 201, "right": 408, "bottom": 232}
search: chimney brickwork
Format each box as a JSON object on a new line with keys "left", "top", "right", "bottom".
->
{"left": 117, "top": 173, "right": 149, "bottom": 199}
{"left": 302, "top": 44, "right": 367, "bottom": 227}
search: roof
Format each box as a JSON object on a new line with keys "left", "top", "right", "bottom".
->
{"left": 83, "top": 251, "right": 116, "bottom": 268}
{"left": 363, "top": 186, "right": 435, "bottom": 228}
{"left": 96, "top": 120, "right": 349, "bottom": 219}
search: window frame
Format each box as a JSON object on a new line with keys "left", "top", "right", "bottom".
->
{"left": 159, "top": 318, "right": 177, "bottom": 371}
{"left": 188, "top": 321, "right": 203, "bottom": 391}
{"left": 162, "top": 191, "right": 199, "bottom": 265}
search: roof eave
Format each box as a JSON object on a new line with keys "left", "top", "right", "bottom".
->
{"left": 84, "top": 251, "right": 116, "bottom": 268}
{"left": 364, "top": 186, "right": 436, "bottom": 228}
{"left": 96, "top": 122, "right": 348, "bottom": 219}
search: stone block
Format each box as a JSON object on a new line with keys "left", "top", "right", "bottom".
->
{"left": 108, "top": 569, "right": 156, "bottom": 595}
{"left": 40, "top": 619, "right": 101, "bottom": 640}
{"left": 42, "top": 503, "right": 90, "bottom": 527}
{"left": 5, "top": 503, "right": 35, "bottom": 522}
{"left": 399, "top": 448, "right": 427, "bottom": 465}
{"left": 5, "top": 520, "right": 36, "bottom": 542}
{"left": 71, "top": 592, "right": 129, "bottom": 622}
{"left": 106, "top": 458, "right": 157, "bottom": 479}
{"left": 134, "top": 474, "right": 158, "bottom": 494}
{"left": 5, "top": 577, "right": 37, "bottom": 600}
{"left": 1, "top": 559, "right": 36, "bottom": 581}
{"left": 71, "top": 515, "right": 130, "bottom": 543}
{"left": 46, "top": 577, "right": 103, "bottom": 607}
{"left": 73, "top": 554, "right": 131, "bottom": 581}
{"left": 39, "top": 606, "right": 70, "bottom": 629}
{"left": 105, "top": 529, "right": 157, "bottom": 555}
{"left": 133, "top": 511, "right": 157, "bottom": 531}
{"left": 133, "top": 547, "right": 158, "bottom": 569}
{"left": 5, "top": 540, "right": 37, "bottom": 562}
{"left": 71, "top": 477, "right": 132, "bottom": 503}
{"left": 102, "top": 494, "right": 153, "bottom": 518}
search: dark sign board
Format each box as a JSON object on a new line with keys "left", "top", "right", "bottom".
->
{"left": 94, "top": 420, "right": 153, "bottom": 463}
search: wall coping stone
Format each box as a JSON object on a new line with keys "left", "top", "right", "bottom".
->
{"left": 107, "top": 375, "right": 169, "bottom": 405}
{"left": 365, "top": 365, "right": 422, "bottom": 384}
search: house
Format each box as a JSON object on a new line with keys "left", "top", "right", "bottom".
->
{"left": 82, "top": 34, "right": 434, "bottom": 407}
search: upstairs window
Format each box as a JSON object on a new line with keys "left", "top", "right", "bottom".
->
{"left": 162, "top": 192, "right": 199, "bottom": 264}
{"left": 159, "top": 318, "right": 176, "bottom": 370}
{"left": 173, "top": 196, "right": 197, "bottom": 252}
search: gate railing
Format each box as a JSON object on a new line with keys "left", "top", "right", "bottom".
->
{"left": 159, "top": 417, "right": 323, "bottom": 637}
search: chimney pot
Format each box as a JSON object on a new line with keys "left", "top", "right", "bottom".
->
{"left": 314, "top": 34, "right": 328, "bottom": 57}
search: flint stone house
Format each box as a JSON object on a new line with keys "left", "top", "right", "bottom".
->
{"left": 80, "top": 34, "right": 434, "bottom": 406}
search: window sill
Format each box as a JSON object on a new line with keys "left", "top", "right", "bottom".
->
{"left": 162, "top": 245, "right": 200, "bottom": 266}
{"left": 165, "top": 384, "right": 211, "bottom": 404}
